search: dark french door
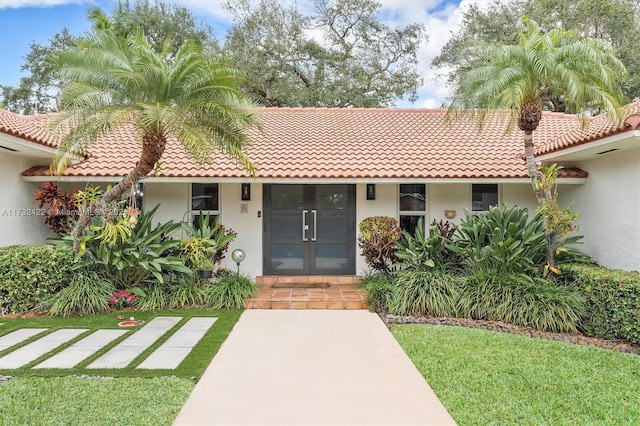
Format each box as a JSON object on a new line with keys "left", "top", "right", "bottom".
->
{"left": 263, "top": 184, "right": 356, "bottom": 275}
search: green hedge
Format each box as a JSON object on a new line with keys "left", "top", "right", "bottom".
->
{"left": 561, "top": 263, "right": 640, "bottom": 344}
{"left": 0, "top": 245, "right": 75, "bottom": 314}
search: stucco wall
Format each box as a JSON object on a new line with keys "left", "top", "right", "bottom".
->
{"left": 0, "top": 152, "right": 52, "bottom": 246}
{"left": 143, "top": 182, "right": 190, "bottom": 235}
{"left": 560, "top": 148, "right": 640, "bottom": 271}
{"left": 218, "top": 183, "right": 263, "bottom": 277}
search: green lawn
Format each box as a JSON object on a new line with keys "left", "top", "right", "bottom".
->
{"left": 393, "top": 324, "right": 640, "bottom": 426}
{"left": 0, "top": 309, "right": 242, "bottom": 425}
{"left": 0, "top": 376, "right": 194, "bottom": 425}
{"left": 0, "top": 308, "right": 241, "bottom": 378}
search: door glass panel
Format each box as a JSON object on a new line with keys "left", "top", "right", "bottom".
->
{"left": 270, "top": 244, "right": 304, "bottom": 270}
{"left": 271, "top": 184, "right": 304, "bottom": 209}
{"left": 315, "top": 185, "right": 349, "bottom": 209}
{"left": 316, "top": 212, "right": 348, "bottom": 241}
{"left": 271, "top": 214, "right": 303, "bottom": 240}
{"left": 314, "top": 244, "right": 349, "bottom": 271}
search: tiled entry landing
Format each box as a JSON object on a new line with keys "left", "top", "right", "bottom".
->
{"left": 244, "top": 276, "right": 368, "bottom": 309}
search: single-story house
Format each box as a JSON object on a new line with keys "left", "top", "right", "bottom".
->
{"left": 1, "top": 105, "right": 638, "bottom": 277}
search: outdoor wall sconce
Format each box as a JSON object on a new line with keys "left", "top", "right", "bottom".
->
{"left": 241, "top": 183, "right": 251, "bottom": 201}
{"left": 444, "top": 209, "right": 456, "bottom": 219}
{"left": 366, "top": 184, "right": 376, "bottom": 200}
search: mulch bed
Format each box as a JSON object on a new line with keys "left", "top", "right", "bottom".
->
{"left": 382, "top": 314, "right": 640, "bottom": 355}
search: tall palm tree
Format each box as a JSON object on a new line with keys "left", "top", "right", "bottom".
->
{"left": 447, "top": 16, "right": 627, "bottom": 204}
{"left": 52, "top": 30, "right": 258, "bottom": 251}
{"left": 446, "top": 16, "right": 627, "bottom": 268}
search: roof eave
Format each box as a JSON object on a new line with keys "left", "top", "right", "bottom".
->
{"left": 21, "top": 175, "right": 587, "bottom": 185}
{"left": 0, "top": 132, "right": 57, "bottom": 159}
{"left": 538, "top": 130, "right": 640, "bottom": 163}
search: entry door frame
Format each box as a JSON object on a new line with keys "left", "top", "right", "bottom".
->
{"left": 263, "top": 184, "right": 356, "bottom": 275}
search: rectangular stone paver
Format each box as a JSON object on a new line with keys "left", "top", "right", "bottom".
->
{"left": 33, "top": 329, "right": 129, "bottom": 369}
{"left": 87, "top": 316, "right": 181, "bottom": 369}
{"left": 0, "top": 328, "right": 48, "bottom": 351}
{"left": 137, "top": 317, "right": 217, "bottom": 369}
{"left": 0, "top": 329, "right": 87, "bottom": 369}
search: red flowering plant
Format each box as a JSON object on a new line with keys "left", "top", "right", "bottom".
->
{"left": 109, "top": 290, "right": 137, "bottom": 310}
{"left": 34, "top": 182, "right": 78, "bottom": 235}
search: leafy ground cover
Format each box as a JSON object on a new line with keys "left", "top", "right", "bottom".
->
{"left": 393, "top": 324, "right": 640, "bottom": 425}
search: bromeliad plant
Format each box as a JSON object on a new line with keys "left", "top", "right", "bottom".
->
{"left": 534, "top": 164, "right": 582, "bottom": 275}
{"left": 109, "top": 289, "right": 138, "bottom": 310}
{"left": 180, "top": 214, "right": 237, "bottom": 274}
{"left": 396, "top": 218, "right": 458, "bottom": 271}
{"left": 448, "top": 205, "right": 547, "bottom": 276}
{"left": 53, "top": 204, "right": 192, "bottom": 289}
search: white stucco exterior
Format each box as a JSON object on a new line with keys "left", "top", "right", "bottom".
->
{"left": 559, "top": 147, "right": 640, "bottom": 271}
{"left": 0, "top": 151, "right": 53, "bottom": 245}
{"left": 6, "top": 178, "right": 561, "bottom": 277}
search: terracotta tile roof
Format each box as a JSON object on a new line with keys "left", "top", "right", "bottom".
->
{"left": 0, "top": 109, "right": 58, "bottom": 149}
{"left": 6, "top": 105, "right": 637, "bottom": 180}
{"left": 535, "top": 102, "right": 640, "bottom": 156}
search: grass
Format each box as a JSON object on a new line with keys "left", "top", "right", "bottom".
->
{"left": 0, "top": 376, "right": 194, "bottom": 425}
{"left": 392, "top": 324, "right": 640, "bottom": 425}
{"left": 0, "top": 308, "right": 242, "bottom": 378}
{"left": 0, "top": 308, "right": 242, "bottom": 425}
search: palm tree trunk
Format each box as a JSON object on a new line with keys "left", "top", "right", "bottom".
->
{"left": 70, "top": 132, "right": 167, "bottom": 253}
{"left": 523, "top": 131, "right": 545, "bottom": 205}
{"left": 523, "top": 130, "right": 557, "bottom": 269}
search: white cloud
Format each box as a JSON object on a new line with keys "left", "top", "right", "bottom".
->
{"left": 0, "top": 0, "right": 92, "bottom": 9}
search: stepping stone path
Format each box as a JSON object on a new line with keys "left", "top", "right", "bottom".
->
{"left": 137, "top": 317, "right": 217, "bottom": 369}
{"left": 0, "top": 316, "right": 217, "bottom": 370}
{"left": 0, "top": 329, "right": 87, "bottom": 369}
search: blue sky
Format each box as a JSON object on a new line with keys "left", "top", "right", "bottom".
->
{"left": 0, "top": 0, "right": 475, "bottom": 108}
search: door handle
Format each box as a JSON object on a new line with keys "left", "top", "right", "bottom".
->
{"left": 311, "top": 210, "right": 317, "bottom": 242}
{"left": 302, "top": 209, "right": 308, "bottom": 242}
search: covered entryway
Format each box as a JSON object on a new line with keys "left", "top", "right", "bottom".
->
{"left": 263, "top": 184, "right": 356, "bottom": 275}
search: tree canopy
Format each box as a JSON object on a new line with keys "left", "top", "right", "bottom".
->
{"left": 223, "top": 0, "right": 426, "bottom": 107}
{"left": 447, "top": 17, "right": 627, "bottom": 268}
{"left": 0, "top": 0, "right": 217, "bottom": 114}
{"left": 1, "top": 0, "right": 426, "bottom": 112}
{"left": 434, "top": 0, "right": 640, "bottom": 105}
{"left": 53, "top": 30, "right": 258, "bottom": 251}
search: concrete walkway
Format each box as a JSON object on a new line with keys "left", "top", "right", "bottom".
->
{"left": 174, "top": 310, "right": 455, "bottom": 426}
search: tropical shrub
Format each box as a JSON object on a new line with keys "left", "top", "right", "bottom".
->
{"left": 204, "top": 272, "right": 258, "bottom": 309}
{"left": 34, "top": 182, "right": 77, "bottom": 235}
{"left": 169, "top": 279, "right": 206, "bottom": 308}
{"left": 0, "top": 245, "right": 74, "bottom": 314}
{"left": 359, "top": 272, "right": 396, "bottom": 313}
{"left": 46, "top": 270, "right": 115, "bottom": 316}
{"left": 54, "top": 204, "right": 192, "bottom": 288}
{"left": 534, "top": 164, "right": 581, "bottom": 274}
{"left": 560, "top": 263, "right": 640, "bottom": 344}
{"left": 449, "top": 205, "right": 547, "bottom": 276}
{"left": 457, "top": 272, "right": 586, "bottom": 332}
{"left": 180, "top": 213, "right": 237, "bottom": 272}
{"left": 396, "top": 218, "right": 458, "bottom": 271}
{"left": 136, "top": 282, "right": 170, "bottom": 311}
{"left": 358, "top": 216, "right": 402, "bottom": 274}
{"left": 389, "top": 269, "right": 461, "bottom": 317}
